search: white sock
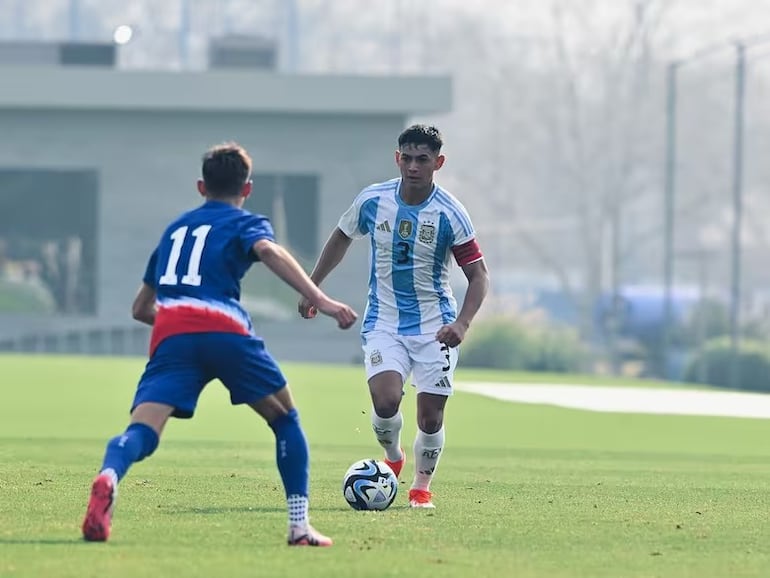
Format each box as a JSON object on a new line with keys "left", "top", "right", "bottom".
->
{"left": 411, "top": 427, "right": 445, "bottom": 491}
{"left": 287, "top": 494, "right": 308, "bottom": 528}
{"left": 100, "top": 468, "right": 118, "bottom": 487}
{"left": 371, "top": 410, "right": 403, "bottom": 461}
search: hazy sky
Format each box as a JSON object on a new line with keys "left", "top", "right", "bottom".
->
{"left": 2, "top": 0, "right": 769, "bottom": 68}
{"left": 1, "top": 0, "right": 768, "bottom": 290}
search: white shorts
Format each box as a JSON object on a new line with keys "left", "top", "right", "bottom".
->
{"left": 361, "top": 330, "right": 459, "bottom": 396}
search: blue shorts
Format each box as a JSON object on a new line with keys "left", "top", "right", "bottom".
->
{"left": 131, "top": 332, "right": 287, "bottom": 419}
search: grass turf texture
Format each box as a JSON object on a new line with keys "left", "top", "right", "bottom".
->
{"left": 2, "top": 354, "right": 770, "bottom": 578}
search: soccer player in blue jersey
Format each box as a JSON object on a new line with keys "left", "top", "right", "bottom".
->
{"left": 298, "top": 124, "right": 489, "bottom": 508}
{"left": 81, "top": 142, "right": 357, "bottom": 546}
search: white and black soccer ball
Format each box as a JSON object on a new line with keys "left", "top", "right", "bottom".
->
{"left": 342, "top": 458, "right": 398, "bottom": 511}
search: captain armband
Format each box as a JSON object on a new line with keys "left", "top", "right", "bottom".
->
{"left": 452, "top": 239, "right": 484, "bottom": 266}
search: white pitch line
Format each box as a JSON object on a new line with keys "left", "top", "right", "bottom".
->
{"left": 455, "top": 382, "right": 770, "bottom": 420}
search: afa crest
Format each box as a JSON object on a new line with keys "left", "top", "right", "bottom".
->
{"left": 418, "top": 222, "right": 436, "bottom": 244}
{"left": 370, "top": 350, "right": 383, "bottom": 366}
{"left": 398, "top": 220, "right": 413, "bottom": 239}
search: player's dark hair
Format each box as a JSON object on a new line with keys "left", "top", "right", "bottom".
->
{"left": 397, "top": 124, "right": 443, "bottom": 153}
{"left": 201, "top": 142, "right": 252, "bottom": 197}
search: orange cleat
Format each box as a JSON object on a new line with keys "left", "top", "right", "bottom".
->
{"left": 408, "top": 489, "right": 435, "bottom": 509}
{"left": 82, "top": 474, "right": 116, "bottom": 542}
{"left": 384, "top": 447, "right": 405, "bottom": 478}
{"left": 287, "top": 524, "right": 333, "bottom": 547}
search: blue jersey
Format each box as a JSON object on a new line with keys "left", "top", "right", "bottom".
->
{"left": 143, "top": 200, "right": 274, "bottom": 354}
{"left": 337, "top": 178, "right": 482, "bottom": 336}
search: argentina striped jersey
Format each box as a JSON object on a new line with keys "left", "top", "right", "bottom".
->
{"left": 338, "top": 178, "right": 479, "bottom": 336}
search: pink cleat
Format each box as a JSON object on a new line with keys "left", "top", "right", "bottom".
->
{"left": 384, "top": 447, "right": 406, "bottom": 478}
{"left": 408, "top": 489, "right": 435, "bottom": 509}
{"left": 287, "top": 524, "right": 333, "bottom": 547}
{"left": 82, "top": 474, "right": 116, "bottom": 542}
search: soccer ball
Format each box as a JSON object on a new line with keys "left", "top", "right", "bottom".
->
{"left": 342, "top": 458, "right": 398, "bottom": 511}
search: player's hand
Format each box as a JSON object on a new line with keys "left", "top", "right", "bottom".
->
{"left": 436, "top": 321, "right": 468, "bottom": 348}
{"left": 315, "top": 298, "right": 358, "bottom": 330}
{"left": 298, "top": 296, "right": 318, "bottom": 319}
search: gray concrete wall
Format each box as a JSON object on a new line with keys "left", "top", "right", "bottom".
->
{"left": 0, "top": 109, "right": 407, "bottom": 360}
{"left": 0, "top": 66, "right": 451, "bottom": 116}
{"left": 0, "top": 65, "right": 451, "bottom": 361}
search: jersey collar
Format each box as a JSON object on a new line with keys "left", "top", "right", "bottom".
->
{"left": 395, "top": 178, "right": 437, "bottom": 210}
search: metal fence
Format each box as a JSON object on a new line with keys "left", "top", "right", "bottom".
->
{"left": 0, "top": 324, "right": 151, "bottom": 356}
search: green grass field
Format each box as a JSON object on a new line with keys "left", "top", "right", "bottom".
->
{"left": 2, "top": 354, "right": 770, "bottom": 578}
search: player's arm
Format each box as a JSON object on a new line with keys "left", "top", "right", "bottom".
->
{"left": 309, "top": 190, "right": 370, "bottom": 286}
{"left": 131, "top": 283, "right": 157, "bottom": 326}
{"left": 298, "top": 192, "right": 366, "bottom": 319}
{"left": 436, "top": 239, "right": 489, "bottom": 347}
{"left": 253, "top": 238, "right": 358, "bottom": 329}
{"left": 455, "top": 258, "right": 489, "bottom": 330}
{"left": 308, "top": 227, "right": 353, "bottom": 285}
{"left": 297, "top": 228, "right": 353, "bottom": 319}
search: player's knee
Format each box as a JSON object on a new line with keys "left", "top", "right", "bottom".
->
{"left": 126, "top": 422, "right": 160, "bottom": 461}
{"left": 417, "top": 412, "right": 443, "bottom": 434}
{"left": 371, "top": 394, "right": 401, "bottom": 418}
{"left": 269, "top": 407, "right": 301, "bottom": 432}
{"left": 284, "top": 407, "right": 300, "bottom": 423}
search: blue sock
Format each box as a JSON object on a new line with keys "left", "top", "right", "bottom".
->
{"left": 100, "top": 423, "right": 159, "bottom": 482}
{"left": 269, "top": 409, "right": 309, "bottom": 497}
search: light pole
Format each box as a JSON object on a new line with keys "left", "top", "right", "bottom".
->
{"left": 726, "top": 34, "right": 770, "bottom": 388}
{"left": 663, "top": 34, "right": 770, "bottom": 386}
{"left": 661, "top": 61, "right": 678, "bottom": 378}
{"left": 661, "top": 42, "right": 727, "bottom": 379}
{"left": 728, "top": 42, "right": 746, "bottom": 390}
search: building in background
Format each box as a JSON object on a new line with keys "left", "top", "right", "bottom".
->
{"left": 0, "top": 40, "right": 451, "bottom": 360}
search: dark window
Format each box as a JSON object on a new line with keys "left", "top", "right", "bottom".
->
{"left": 244, "top": 173, "right": 319, "bottom": 261}
{"left": 0, "top": 169, "right": 98, "bottom": 314}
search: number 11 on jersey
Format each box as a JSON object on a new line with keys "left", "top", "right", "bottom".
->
{"left": 158, "top": 225, "right": 212, "bottom": 286}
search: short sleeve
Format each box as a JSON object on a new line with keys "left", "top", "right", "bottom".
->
{"left": 142, "top": 248, "right": 159, "bottom": 288}
{"left": 445, "top": 199, "right": 483, "bottom": 266}
{"left": 447, "top": 198, "right": 476, "bottom": 247}
{"left": 337, "top": 191, "right": 378, "bottom": 240}
{"left": 239, "top": 214, "right": 275, "bottom": 260}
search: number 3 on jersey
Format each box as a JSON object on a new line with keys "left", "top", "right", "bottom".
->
{"left": 158, "top": 225, "right": 212, "bottom": 286}
{"left": 396, "top": 241, "right": 411, "bottom": 264}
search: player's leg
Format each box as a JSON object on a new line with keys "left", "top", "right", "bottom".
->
{"left": 408, "top": 337, "right": 459, "bottom": 508}
{"left": 82, "top": 402, "right": 171, "bottom": 542}
{"left": 362, "top": 331, "right": 410, "bottom": 477}
{"left": 215, "top": 334, "right": 331, "bottom": 547}
{"left": 82, "top": 335, "right": 209, "bottom": 542}
{"left": 247, "top": 389, "right": 330, "bottom": 547}
{"left": 409, "top": 393, "right": 448, "bottom": 508}
{"left": 369, "top": 371, "right": 407, "bottom": 476}
{"left": 98, "top": 403, "right": 171, "bottom": 485}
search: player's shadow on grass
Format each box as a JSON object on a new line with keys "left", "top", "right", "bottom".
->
{"left": 0, "top": 538, "right": 85, "bottom": 545}
{"left": 167, "top": 505, "right": 348, "bottom": 515}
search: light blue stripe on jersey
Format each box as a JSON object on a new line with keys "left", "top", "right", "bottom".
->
{"left": 392, "top": 205, "right": 421, "bottom": 335}
{"left": 433, "top": 213, "right": 455, "bottom": 325}
{"left": 362, "top": 235, "right": 379, "bottom": 332}
{"left": 360, "top": 197, "right": 381, "bottom": 331}
{"left": 435, "top": 189, "right": 472, "bottom": 236}
{"left": 358, "top": 197, "right": 379, "bottom": 236}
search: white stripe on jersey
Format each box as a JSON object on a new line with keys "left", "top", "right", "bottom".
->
{"left": 337, "top": 178, "right": 477, "bottom": 336}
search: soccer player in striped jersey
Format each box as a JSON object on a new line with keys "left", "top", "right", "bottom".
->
{"left": 81, "top": 142, "right": 357, "bottom": 546}
{"left": 299, "top": 124, "right": 489, "bottom": 508}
